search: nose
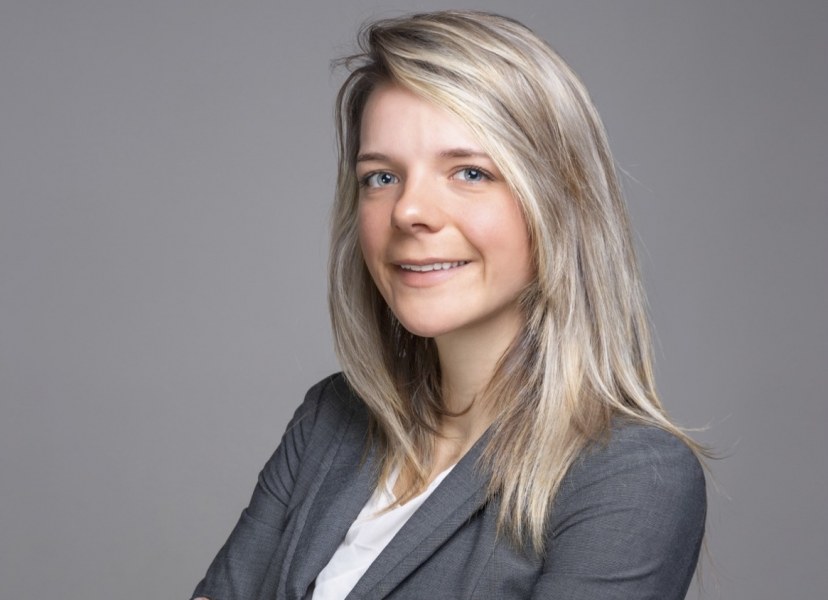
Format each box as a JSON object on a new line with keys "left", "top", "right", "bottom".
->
{"left": 390, "top": 175, "right": 445, "bottom": 233}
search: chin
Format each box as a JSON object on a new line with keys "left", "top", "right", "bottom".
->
{"left": 395, "top": 320, "right": 446, "bottom": 340}
{"left": 392, "top": 311, "right": 458, "bottom": 340}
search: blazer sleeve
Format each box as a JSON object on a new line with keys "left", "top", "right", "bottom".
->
{"left": 191, "top": 377, "right": 331, "bottom": 600}
{"left": 531, "top": 424, "right": 707, "bottom": 600}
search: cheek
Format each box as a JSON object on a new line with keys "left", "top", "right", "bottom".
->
{"left": 357, "top": 204, "right": 387, "bottom": 270}
{"left": 466, "top": 200, "right": 532, "bottom": 272}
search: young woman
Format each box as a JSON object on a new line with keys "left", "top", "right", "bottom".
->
{"left": 193, "top": 11, "right": 706, "bottom": 600}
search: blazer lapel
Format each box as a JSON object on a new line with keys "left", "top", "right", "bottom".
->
{"left": 346, "top": 433, "right": 491, "bottom": 599}
{"left": 284, "top": 405, "right": 379, "bottom": 600}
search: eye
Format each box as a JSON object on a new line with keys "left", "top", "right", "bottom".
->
{"left": 451, "top": 167, "right": 492, "bottom": 183}
{"left": 361, "top": 171, "right": 399, "bottom": 188}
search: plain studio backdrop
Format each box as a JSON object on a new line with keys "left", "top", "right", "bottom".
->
{"left": 1, "top": 1, "right": 825, "bottom": 598}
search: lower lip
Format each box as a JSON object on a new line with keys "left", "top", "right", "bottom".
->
{"left": 395, "top": 263, "right": 469, "bottom": 287}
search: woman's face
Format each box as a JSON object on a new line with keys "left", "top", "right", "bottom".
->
{"left": 357, "top": 84, "right": 533, "bottom": 344}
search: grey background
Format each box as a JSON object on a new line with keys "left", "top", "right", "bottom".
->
{"left": 1, "top": 1, "right": 825, "bottom": 599}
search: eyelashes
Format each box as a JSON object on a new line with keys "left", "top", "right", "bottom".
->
{"left": 358, "top": 166, "right": 495, "bottom": 189}
{"left": 450, "top": 167, "right": 493, "bottom": 183}
{"left": 359, "top": 171, "right": 399, "bottom": 188}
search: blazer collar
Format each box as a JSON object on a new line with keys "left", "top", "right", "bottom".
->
{"left": 285, "top": 395, "right": 492, "bottom": 600}
{"left": 347, "top": 433, "right": 491, "bottom": 598}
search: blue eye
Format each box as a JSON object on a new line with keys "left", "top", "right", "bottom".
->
{"left": 362, "top": 171, "right": 398, "bottom": 188}
{"left": 453, "top": 167, "right": 491, "bottom": 183}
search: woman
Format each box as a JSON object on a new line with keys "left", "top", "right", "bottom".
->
{"left": 193, "top": 10, "right": 706, "bottom": 600}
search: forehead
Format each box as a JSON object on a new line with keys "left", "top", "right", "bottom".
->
{"left": 358, "top": 84, "right": 483, "bottom": 153}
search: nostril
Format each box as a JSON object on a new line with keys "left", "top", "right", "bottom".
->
{"left": 390, "top": 188, "right": 444, "bottom": 233}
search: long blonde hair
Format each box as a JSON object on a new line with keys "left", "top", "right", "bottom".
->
{"left": 329, "top": 10, "right": 702, "bottom": 553}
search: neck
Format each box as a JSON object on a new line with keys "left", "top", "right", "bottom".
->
{"left": 433, "top": 308, "right": 523, "bottom": 446}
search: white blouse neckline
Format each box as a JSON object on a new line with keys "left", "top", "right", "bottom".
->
{"left": 312, "top": 464, "right": 456, "bottom": 600}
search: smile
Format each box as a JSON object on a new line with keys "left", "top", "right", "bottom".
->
{"left": 398, "top": 261, "right": 469, "bottom": 272}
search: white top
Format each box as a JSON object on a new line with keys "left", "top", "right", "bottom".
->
{"left": 312, "top": 465, "right": 455, "bottom": 600}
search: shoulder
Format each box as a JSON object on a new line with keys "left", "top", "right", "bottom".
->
{"left": 553, "top": 420, "right": 706, "bottom": 536}
{"left": 574, "top": 420, "right": 704, "bottom": 484}
{"left": 255, "top": 373, "right": 365, "bottom": 499}
{"left": 289, "top": 372, "right": 367, "bottom": 441}
{"left": 307, "top": 371, "right": 364, "bottom": 417}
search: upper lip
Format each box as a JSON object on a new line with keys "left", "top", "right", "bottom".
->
{"left": 392, "top": 257, "right": 469, "bottom": 266}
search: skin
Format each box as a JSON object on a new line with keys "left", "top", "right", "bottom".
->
{"left": 356, "top": 84, "right": 534, "bottom": 488}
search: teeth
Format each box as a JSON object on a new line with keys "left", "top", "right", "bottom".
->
{"left": 400, "top": 261, "right": 468, "bottom": 272}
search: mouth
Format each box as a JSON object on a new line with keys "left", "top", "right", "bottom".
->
{"left": 398, "top": 260, "right": 469, "bottom": 272}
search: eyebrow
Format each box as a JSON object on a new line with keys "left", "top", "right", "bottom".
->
{"left": 438, "top": 148, "right": 490, "bottom": 160}
{"left": 355, "top": 151, "right": 390, "bottom": 163}
{"left": 356, "top": 147, "right": 491, "bottom": 163}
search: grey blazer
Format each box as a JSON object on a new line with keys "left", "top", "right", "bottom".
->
{"left": 192, "top": 373, "right": 705, "bottom": 600}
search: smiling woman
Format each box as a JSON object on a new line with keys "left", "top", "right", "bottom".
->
{"left": 192, "top": 10, "right": 708, "bottom": 600}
